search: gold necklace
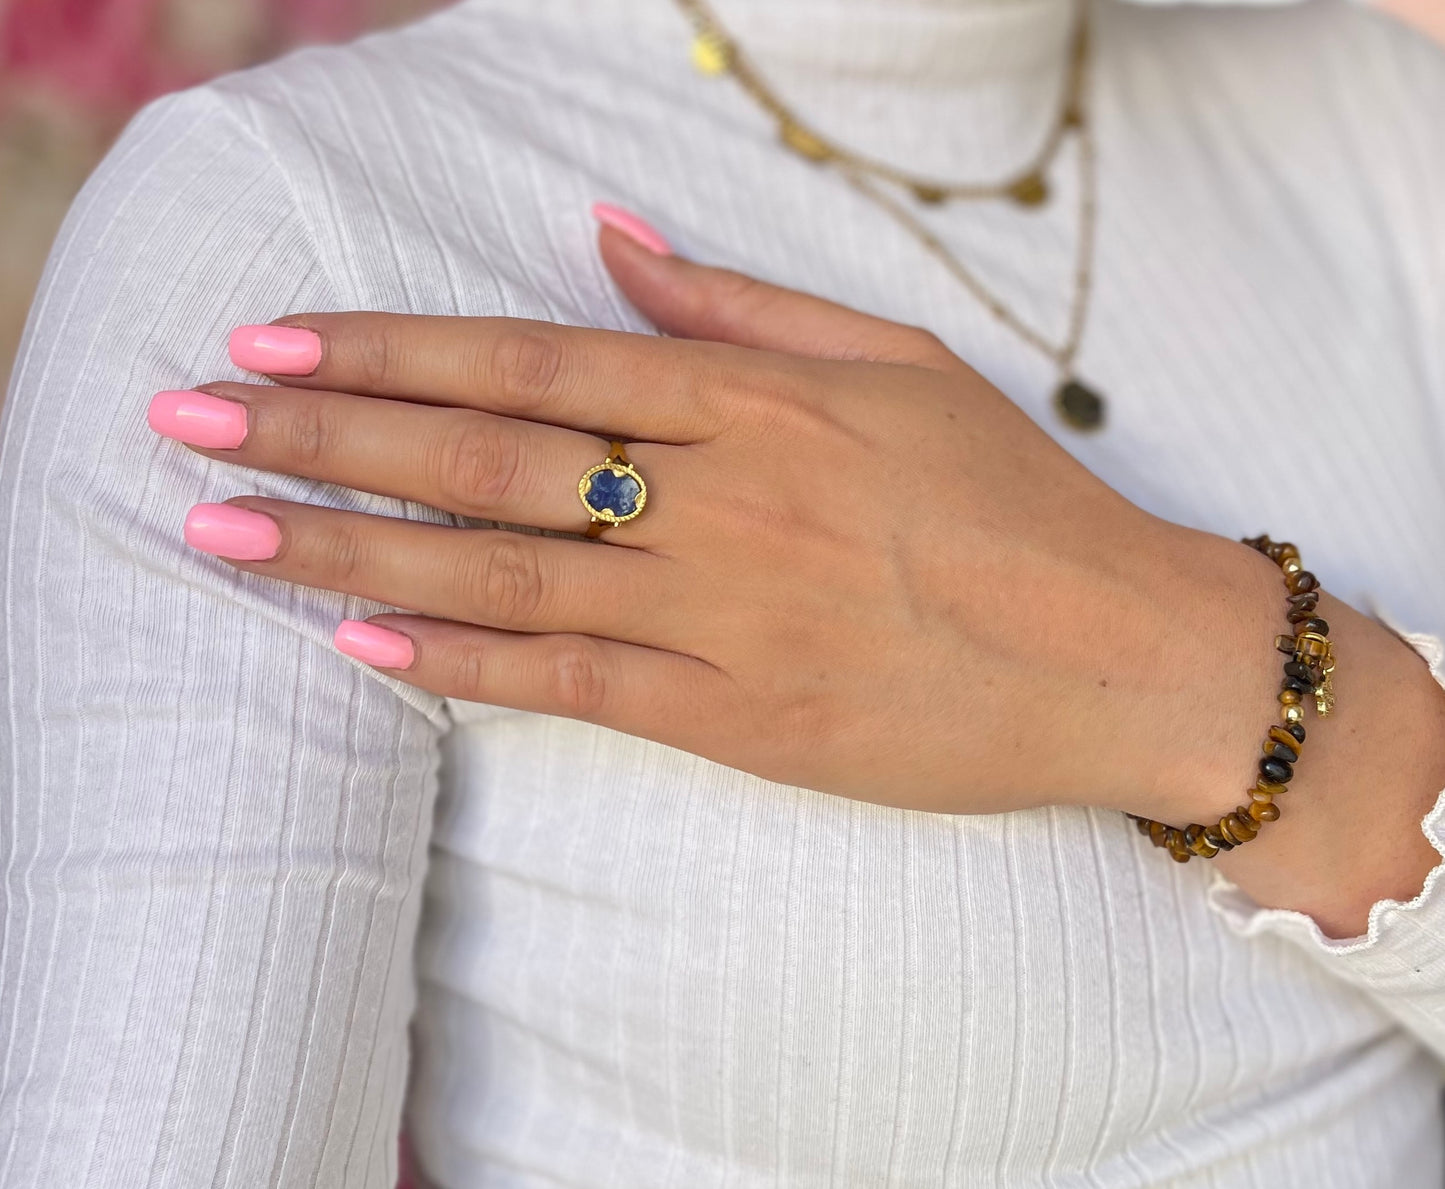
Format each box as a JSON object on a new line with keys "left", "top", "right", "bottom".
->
{"left": 674, "top": 0, "right": 1106, "bottom": 433}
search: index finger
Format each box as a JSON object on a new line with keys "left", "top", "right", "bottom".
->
{"left": 227, "top": 313, "right": 748, "bottom": 443}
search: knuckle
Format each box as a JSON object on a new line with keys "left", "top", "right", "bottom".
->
{"left": 436, "top": 421, "right": 526, "bottom": 513}
{"left": 318, "top": 518, "right": 370, "bottom": 587}
{"left": 283, "top": 398, "right": 346, "bottom": 470}
{"left": 483, "top": 326, "right": 567, "bottom": 408}
{"left": 468, "top": 535, "right": 546, "bottom": 625}
{"left": 542, "top": 636, "right": 609, "bottom": 719}
{"left": 896, "top": 325, "right": 956, "bottom": 368}
{"left": 447, "top": 643, "right": 492, "bottom": 700}
{"left": 350, "top": 320, "right": 398, "bottom": 391}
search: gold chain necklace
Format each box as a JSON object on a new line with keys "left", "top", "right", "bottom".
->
{"left": 673, "top": 0, "right": 1106, "bottom": 432}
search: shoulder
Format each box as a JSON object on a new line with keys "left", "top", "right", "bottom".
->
{"left": 187, "top": 0, "right": 649, "bottom": 321}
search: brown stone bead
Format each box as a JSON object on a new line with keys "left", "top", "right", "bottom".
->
{"left": 1226, "top": 813, "right": 1258, "bottom": 843}
{"left": 1300, "top": 617, "right": 1330, "bottom": 637}
{"left": 1203, "top": 826, "right": 1233, "bottom": 851}
{"left": 1149, "top": 820, "right": 1169, "bottom": 848}
{"left": 1287, "top": 606, "right": 1321, "bottom": 625}
{"left": 1276, "top": 634, "right": 1301, "bottom": 655}
{"left": 1287, "top": 591, "right": 1320, "bottom": 613}
{"left": 1250, "top": 787, "right": 1276, "bottom": 805}
{"left": 1255, "top": 780, "right": 1289, "bottom": 797}
{"left": 1134, "top": 816, "right": 1152, "bottom": 836}
{"left": 1190, "top": 835, "right": 1220, "bottom": 858}
{"left": 1249, "top": 800, "right": 1281, "bottom": 823}
{"left": 1287, "top": 570, "right": 1319, "bottom": 594}
{"left": 1281, "top": 675, "right": 1313, "bottom": 695}
{"left": 1268, "top": 725, "right": 1303, "bottom": 758}
{"left": 1260, "top": 756, "right": 1294, "bottom": 784}
{"left": 1279, "top": 688, "right": 1302, "bottom": 705}
{"left": 1243, "top": 534, "right": 1271, "bottom": 552}
{"left": 1275, "top": 543, "right": 1300, "bottom": 563}
{"left": 1264, "top": 740, "right": 1297, "bottom": 763}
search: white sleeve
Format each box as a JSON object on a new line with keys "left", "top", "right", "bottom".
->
{"left": 0, "top": 86, "right": 447, "bottom": 1187}
{"left": 1208, "top": 630, "right": 1445, "bottom": 1065}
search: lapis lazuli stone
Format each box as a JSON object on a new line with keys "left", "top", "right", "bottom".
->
{"left": 585, "top": 467, "right": 642, "bottom": 517}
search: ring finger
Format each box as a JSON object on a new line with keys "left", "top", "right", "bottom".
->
{"left": 149, "top": 382, "right": 679, "bottom": 547}
{"left": 185, "top": 497, "right": 675, "bottom": 644}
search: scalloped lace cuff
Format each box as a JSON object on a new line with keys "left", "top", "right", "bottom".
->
{"left": 1206, "top": 628, "right": 1445, "bottom": 966}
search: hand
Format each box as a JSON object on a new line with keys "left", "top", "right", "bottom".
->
{"left": 152, "top": 225, "right": 1302, "bottom": 820}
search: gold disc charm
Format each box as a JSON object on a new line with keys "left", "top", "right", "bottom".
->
{"left": 579, "top": 441, "right": 648, "bottom": 538}
{"left": 911, "top": 183, "right": 949, "bottom": 205}
{"left": 1006, "top": 172, "right": 1050, "bottom": 207}
{"left": 690, "top": 29, "right": 733, "bottom": 76}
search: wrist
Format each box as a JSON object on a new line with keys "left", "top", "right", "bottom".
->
{"left": 1124, "top": 527, "right": 1292, "bottom": 825}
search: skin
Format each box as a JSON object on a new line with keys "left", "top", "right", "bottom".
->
{"left": 171, "top": 227, "right": 1445, "bottom": 939}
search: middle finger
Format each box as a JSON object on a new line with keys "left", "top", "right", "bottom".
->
{"left": 150, "top": 382, "right": 682, "bottom": 547}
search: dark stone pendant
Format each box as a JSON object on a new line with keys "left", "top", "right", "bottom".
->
{"left": 1054, "top": 379, "right": 1106, "bottom": 432}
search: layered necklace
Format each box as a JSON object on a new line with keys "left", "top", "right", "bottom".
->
{"left": 672, "top": 0, "right": 1106, "bottom": 432}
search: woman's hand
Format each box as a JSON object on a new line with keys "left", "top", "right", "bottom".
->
{"left": 150, "top": 221, "right": 1289, "bottom": 822}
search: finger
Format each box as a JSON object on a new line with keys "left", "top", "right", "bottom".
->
{"left": 596, "top": 221, "right": 958, "bottom": 369}
{"left": 183, "top": 498, "right": 674, "bottom": 645}
{"left": 334, "top": 614, "right": 727, "bottom": 745}
{"left": 161, "top": 383, "right": 678, "bottom": 547}
{"left": 228, "top": 312, "right": 764, "bottom": 444}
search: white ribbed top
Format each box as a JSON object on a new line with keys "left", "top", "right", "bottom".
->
{"left": 3, "top": 1, "right": 1445, "bottom": 1185}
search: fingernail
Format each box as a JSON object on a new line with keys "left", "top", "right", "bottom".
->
{"left": 591, "top": 202, "right": 673, "bottom": 256}
{"left": 147, "top": 389, "right": 248, "bottom": 449}
{"left": 183, "top": 503, "right": 281, "bottom": 561}
{"left": 229, "top": 324, "right": 322, "bottom": 375}
{"left": 334, "top": 620, "right": 415, "bottom": 669}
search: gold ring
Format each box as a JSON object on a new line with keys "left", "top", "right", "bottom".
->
{"left": 578, "top": 440, "right": 647, "bottom": 538}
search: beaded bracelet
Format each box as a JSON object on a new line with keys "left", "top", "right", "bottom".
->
{"left": 1129, "top": 535, "right": 1337, "bottom": 863}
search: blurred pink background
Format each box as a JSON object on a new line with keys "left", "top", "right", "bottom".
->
{"left": 0, "top": 0, "right": 445, "bottom": 387}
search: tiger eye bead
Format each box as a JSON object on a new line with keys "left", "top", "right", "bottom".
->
{"left": 1203, "top": 825, "right": 1233, "bottom": 851}
{"left": 1221, "top": 814, "right": 1256, "bottom": 844}
{"left": 1285, "top": 722, "right": 1306, "bottom": 743}
{"left": 1260, "top": 756, "right": 1294, "bottom": 784}
{"left": 1276, "top": 634, "right": 1301, "bottom": 656}
{"left": 1268, "top": 725, "right": 1303, "bottom": 757}
{"left": 1278, "top": 688, "right": 1301, "bottom": 705}
{"left": 1281, "top": 702, "right": 1305, "bottom": 725}
{"left": 1255, "top": 780, "right": 1289, "bottom": 797}
{"left": 1250, "top": 787, "right": 1276, "bottom": 805}
{"left": 1276, "top": 543, "right": 1300, "bottom": 563}
{"left": 1287, "top": 570, "right": 1319, "bottom": 595}
{"left": 1300, "top": 617, "right": 1330, "bottom": 637}
{"left": 1249, "top": 800, "right": 1281, "bottom": 823}
{"left": 1149, "top": 820, "right": 1169, "bottom": 848}
{"left": 1287, "top": 591, "right": 1319, "bottom": 612}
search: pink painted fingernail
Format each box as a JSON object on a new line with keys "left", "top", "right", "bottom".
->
{"left": 147, "top": 389, "right": 248, "bottom": 449}
{"left": 183, "top": 503, "right": 281, "bottom": 561}
{"left": 229, "top": 324, "right": 322, "bottom": 375}
{"left": 591, "top": 202, "right": 673, "bottom": 256}
{"left": 334, "top": 620, "right": 415, "bottom": 669}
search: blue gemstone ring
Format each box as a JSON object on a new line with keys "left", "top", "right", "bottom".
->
{"left": 579, "top": 440, "right": 647, "bottom": 538}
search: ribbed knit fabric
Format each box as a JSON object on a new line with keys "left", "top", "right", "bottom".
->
{"left": 2, "top": 0, "right": 1445, "bottom": 1185}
